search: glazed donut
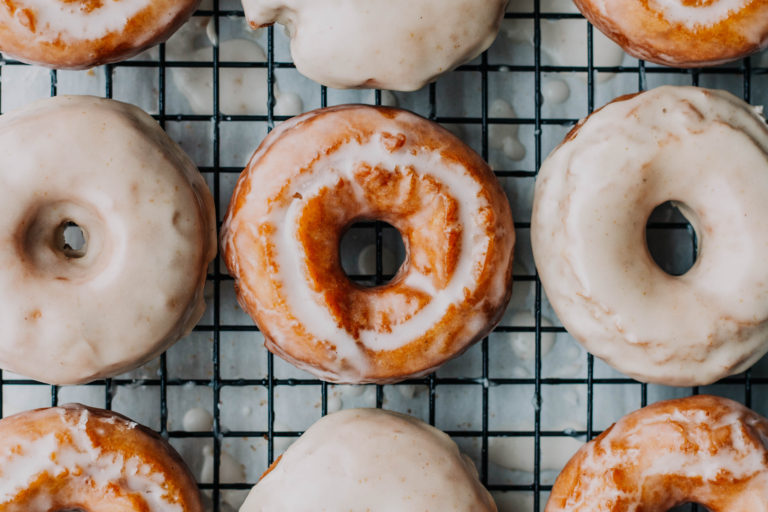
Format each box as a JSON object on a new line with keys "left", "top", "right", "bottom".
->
{"left": 239, "top": 0, "right": 507, "bottom": 90}
{"left": 0, "top": 95, "right": 216, "bottom": 385}
{"left": 573, "top": 0, "right": 768, "bottom": 67}
{"left": 0, "top": 403, "right": 202, "bottom": 511}
{"left": 241, "top": 408, "right": 497, "bottom": 511}
{"left": 221, "top": 105, "right": 515, "bottom": 383}
{"left": 531, "top": 86, "right": 768, "bottom": 386}
{"left": 0, "top": 0, "right": 200, "bottom": 68}
{"left": 546, "top": 395, "right": 768, "bottom": 511}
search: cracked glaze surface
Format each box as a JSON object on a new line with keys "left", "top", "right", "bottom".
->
{"left": 531, "top": 86, "right": 768, "bottom": 386}
{"left": 546, "top": 395, "right": 768, "bottom": 511}
{"left": 0, "top": 404, "right": 202, "bottom": 512}
{"left": 221, "top": 105, "right": 514, "bottom": 383}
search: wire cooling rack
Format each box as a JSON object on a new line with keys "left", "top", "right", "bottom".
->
{"left": 1, "top": 2, "right": 768, "bottom": 511}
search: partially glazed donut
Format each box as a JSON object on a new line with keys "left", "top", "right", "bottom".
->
{"left": 573, "top": 0, "right": 768, "bottom": 67}
{"left": 221, "top": 105, "right": 515, "bottom": 383}
{"left": 0, "top": 95, "right": 216, "bottom": 385}
{"left": 241, "top": 408, "right": 497, "bottom": 511}
{"left": 0, "top": 0, "right": 200, "bottom": 68}
{"left": 240, "top": 0, "right": 508, "bottom": 90}
{"left": 0, "top": 403, "right": 203, "bottom": 511}
{"left": 531, "top": 86, "right": 768, "bottom": 386}
{"left": 546, "top": 395, "right": 768, "bottom": 511}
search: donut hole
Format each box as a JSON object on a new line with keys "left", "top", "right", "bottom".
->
{"left": 55, "top": 221, "right": 87, "bottom": 259}
{"left": 339, "top": 221, "right": 406, "bottom": 287}
{"left": 645, "top": 201, "right": 698, "bottom": 276}
{"left": 668, "top": 504, "right": 709, "bottom": 512}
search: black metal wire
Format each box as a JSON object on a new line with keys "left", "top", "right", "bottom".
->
{"left": 0, "top": 5, "right": 764, "bottom": 512}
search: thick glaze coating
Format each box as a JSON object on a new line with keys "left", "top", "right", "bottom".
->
{"left": 531, "top": 86, "right": 768, "bottom": 386}
{"left": 241, "top": 408, "right": 497, "bottom": 512}
{"left": 574, "top": 0, "right": 768, "bottom": 67}
{"left": 240, "top": 0, "right": 508, "bottom": 90}
{"left": 221, "top": 105, "right": 515, "bottom": 383}
{"left": 0, "top": 403, "right": 203, "bottom": 512}
{"left": 546, "top": 395, "right": 768, "bottom": 511}
{"left": 0, "top": 0, "right": 200, "bottom": 68}
{"left": 0, "top": 95, "right": 216, "bottom": 385}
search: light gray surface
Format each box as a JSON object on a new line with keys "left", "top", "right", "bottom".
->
{"left": 2, "top": 2, "right": 767, "bottom": 510}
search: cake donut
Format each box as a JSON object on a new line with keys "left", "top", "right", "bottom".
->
{"left": 0, "top": 95, "right": 216, "bottom": 385}
{"left": 239, "top": 0, "right": 508, "bottom": 90}
{"left": 546, "top": 395, "right": 768, "bottom": 511}
{"left": 531, "top": 86, "right": 768, "bottom": 386}
{"left": 221, "top": 105, "right": 515, "bottom": 383}
{"left": 0, "top": 403, "right": 203, "bottom": 511}
{"left": 0, "top": 0, "right": 200, "bottom": 69}
{"left": 573, "top": 0, "right": 768, "bottom": 67}
{"left": 241, "top": 408, "right": 497, "bottom": 511}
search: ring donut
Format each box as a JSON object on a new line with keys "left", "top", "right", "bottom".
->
{"left": 221, "top": 105, "right": 515, "bottom": 383}
{"left": 0, "top": 0, "right": 200, "bottom": 68}
{"left": 241, "top": 408, "right": 497, "bottom": 511}
{"left": 0, "top": 95, "right": 216, "bottom": 385}
{"left": 0, "top": 403, "right": 203, "bottom": 511}
{"left": 546, "top": 395, "right": 768, "bottom": 511}
{"left": 531, "top": 86, "right": 768, "bottom": 386}
{"left": 573, "top": 0, "right": 768, "bottom": 67}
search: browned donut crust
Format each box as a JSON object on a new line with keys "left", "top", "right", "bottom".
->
{"left": 573, "top": 0, "right": 768, "bottom": 67}
{"left": 221, "top": 105, "right": 515, "bottom": 383}
{"left": 0, "top": 404, "right": 203, "bottom": 511}
{"left": 546, "top": 395, "right": 768, "bottom": 511}
{"left": 0, "top": 0, "right": 200, "bottom": 69}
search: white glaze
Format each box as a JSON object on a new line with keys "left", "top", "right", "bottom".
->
{"left": 592, "top": 0, "right": 749, "bottom": 29}
{"left": 273, "top": 136, "right": 488, "bottom": 356}
{"left": 653, "top": 0, "right": 747, "bottom": 27}
{"left": 274, "top": 91, "right": 303, "bottom": 116}
{"left": 397, "top": 384, "right": 418, "bottom": 399}
{"left": 183, "top": 407, "right": 214, "bottom": 432}
{"left": 0, "top": 406, "right": 183, "bottom": 512}
{"left": 489, "top": 99, "right": 526, "bottom": 161}
{"left": 504, "top": 18, "right": 625, "bottom": 81}
{"left": 171, "top": 38, "right": 271, "bottom": 115}
{"left": 201, "top": 446, "right": 245, "bottom": 485}
{"left": 222, "top": 106, "right": 514, "bottom": 383}
{"left": 240, "top": 409, "right": 497, "bottom": 511}
{"left": 532, "top": 86, "right": 768, "bottom": 386}
{"left": 548, "top": 397, "right": 768, "bottom": 511}
{"left": 507, "top": 311, "right": 555, "bottom": 361}
{"left": 542, "top": 79, "right": 570, "bottom": 105}
{"left": 0, "top": 95, "right": 216, "bottom": 385}
{"left": 240, "top": 0, "right": 508, "bottom": 90}
{"left": 490, "top": 436, "right": 582, "bottom": 473}
{"left": 12, "top": 0, "right": 151, "bottom": 41}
